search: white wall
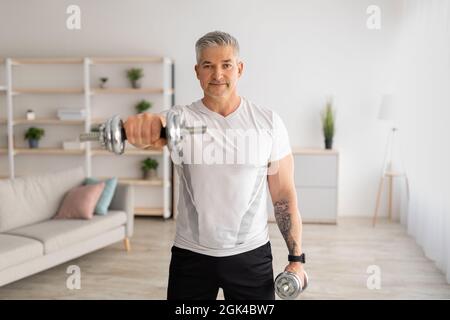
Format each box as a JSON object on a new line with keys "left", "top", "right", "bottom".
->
{"left": 0, "top": 0, "right": 403, "bottom": 217}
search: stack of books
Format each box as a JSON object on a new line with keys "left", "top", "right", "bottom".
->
{"left": 57, "top": 109, "right": 86, "bottom": 120}
{"left": 62, "top": 141, "right": 86, "bottom": 150}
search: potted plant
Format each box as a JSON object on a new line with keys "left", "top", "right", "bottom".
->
{"left": 99, "top": 77, "right": 108, "bottom": 89}
{"left": 141, "top": 157, "right": 159, "bottom": 180}
{"left": 135, "top": 100, "right": 152, "bottom": 114}
{"left": 24, "top": 127, "right": 45, "bottom": 149}
{"left": 126, "top": 68, "right": 144, "bottom": 89}
{"left": 321, "top": 99, "right": 335, "bottom": 150}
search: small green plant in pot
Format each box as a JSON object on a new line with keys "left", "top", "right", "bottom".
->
{"left": 135, "top": 100, "right": 152, "bottom": 114}
{"left": 24, "top": 127, "right": 45, "bottom": 149}
{"left": 127, "top": 68, "right": 144, "bottom": 89}
{"left": 141, "top": 157, "right": 159, "bottom": 180}
{"left": 321, "top": 99, "right": 336, "bottom": 150}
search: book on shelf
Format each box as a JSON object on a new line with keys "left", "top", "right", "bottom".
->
{"left": 62, "top": 141, "right": 86, "bottom": 150}
{"left": 57, "top": 108, "right": 86, "bottom": 120}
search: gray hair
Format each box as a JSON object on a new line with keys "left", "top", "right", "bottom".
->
{"left": 195, "top": 31, "right": 240, "bottom": 63}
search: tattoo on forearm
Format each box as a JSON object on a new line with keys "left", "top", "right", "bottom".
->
{"left": 274, "top": 199, "right": 298, "bottom": 255}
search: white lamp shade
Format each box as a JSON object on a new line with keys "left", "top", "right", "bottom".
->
{"left": 378, "top": 94, "right": 397, "bottom": 121}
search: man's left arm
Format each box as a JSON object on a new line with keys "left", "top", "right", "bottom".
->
{"left": 267, "top": 153, "right": 306, "bottom": 280}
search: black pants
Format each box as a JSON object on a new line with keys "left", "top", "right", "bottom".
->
{"left": 167, "top": 241, "right": 275, "bottom": 300}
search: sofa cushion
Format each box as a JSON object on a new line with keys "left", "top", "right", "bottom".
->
{"left": 83, "top": 177, "right": 118, "bottom": 215}
{"left": 54, "top": 182, "right": 105, "bottom": 220}
{"left": 0, "top": 234, "right": 44, "bottom": 271}
{"left": 5, "top": 211, "right": 127, "bottom": 254}
{"left": 0, "top": 167, "right": 85, "bottom": 232}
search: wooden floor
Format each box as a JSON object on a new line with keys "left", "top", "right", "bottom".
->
{"left": 1, "top": 217, "right": 450, "bottom": 299}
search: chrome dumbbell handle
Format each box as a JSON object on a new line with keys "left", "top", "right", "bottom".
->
{"left": 79, "top": 124, "right": 163, "bottom": 142}
{"left": 80, "top": 126, "right": 207, "bottom": 140}
{"left": 183, "top": 126, "right": 207, "bottom": 135}
{"left": 79, "top": 132, "right": 102, "bottom": 141}
{"left": 79, "top": 113, "right": 207, "bottom": 155}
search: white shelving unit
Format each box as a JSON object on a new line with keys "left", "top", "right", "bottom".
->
{"left": 0, "top": 56, "right": 175, "bottom": 218}
{"left": 0, "top": 58, "right": 6, "bottom": 178}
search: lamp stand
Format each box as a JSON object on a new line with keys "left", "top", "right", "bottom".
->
{"left": 372, "top": 127, "right": 409, "bottom": 227}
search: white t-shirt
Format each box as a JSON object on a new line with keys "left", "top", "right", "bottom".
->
{"left": 165, "top": 97, "right": 291, "bottom": 257}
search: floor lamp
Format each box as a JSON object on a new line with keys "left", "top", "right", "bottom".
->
{"left": 372, "top": 94, "right": 409, "bottom": 227}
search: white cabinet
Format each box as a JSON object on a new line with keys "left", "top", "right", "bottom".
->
{"left": 268, "top": 148, "right": 339, "bottom": 224}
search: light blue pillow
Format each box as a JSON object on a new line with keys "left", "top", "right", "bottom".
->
{"left": 83, "top": 177, "right": 118, "bottom": 215}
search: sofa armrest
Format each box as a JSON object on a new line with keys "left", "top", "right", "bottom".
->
{"left": 110, "top": 184, "right": 134, "bottom": 238}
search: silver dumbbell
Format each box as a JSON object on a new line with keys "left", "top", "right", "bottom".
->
{"left": 274, "top": 271, "right": 309, "bottom": 300}
{"left": 79, "top": 110, "right": 206, "bottom": 155}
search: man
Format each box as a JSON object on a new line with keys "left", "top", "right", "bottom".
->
{"left": 124, "top": 31, "right": 306, "bottom": 300}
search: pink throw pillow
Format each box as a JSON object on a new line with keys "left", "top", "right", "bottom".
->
{"left": 54, "top": 182, "right": 105, "bottom": 220}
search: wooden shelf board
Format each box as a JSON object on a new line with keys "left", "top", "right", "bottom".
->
{"left": 91, "top": 118, "right": 106, "bottom": 125}
{"left": 14, "top": 148, "right": 85, "bottom": 155}
{"left": 291, "top": 147, "right": 339, "bottom": 155}
{"left": 134, "top": 207, "right": 164, "bottom": 216}
{"left": 90, "top": 57, "right": 165, "bottom": 64}
{"left": 91, "top": 148, "right": 163, "bottom": 156}
{"left": 5, "top": 56, "right": 173, "bottom": 65}
{"left": 96, "top": 177, "right": 166, "bottom": 187}
{"left": 91, "top": 88, "right": 172, "bottom": 95}
{"left": 13, "top": 118, "right": 85, "bottom": 125}
{"left": 119, "top": 178, "right": 164, "bottom": 186}
{"left": 11, "top": 58, "right": 83, "bottom": 65}
{"left": 12, "top": 88, "right": 84, "bottom": 95}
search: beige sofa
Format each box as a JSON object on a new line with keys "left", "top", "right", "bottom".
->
{"left": 0, "top": 167, "right": 134, "bottom": 287}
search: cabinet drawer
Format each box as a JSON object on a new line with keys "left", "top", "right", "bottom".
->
{"left": 296, "top": 187, "right": 337, "bottom": 223}
{"left": 267, "top": 187, "right": 337, "bottom": 224}
{"left": 294, "top": 154, "right": 337, "bottom": 187}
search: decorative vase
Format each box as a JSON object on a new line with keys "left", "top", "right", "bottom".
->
{"left": 28, "top": 139, "right": 39, "bottom": 149}
{"left": 26, "top": 110, "right": 35, "bottom": 120}
{"left": 325, "top": 138, "right": 333, "bottom": 150}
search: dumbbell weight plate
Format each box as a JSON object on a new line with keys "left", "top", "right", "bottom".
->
{"left": 105, "top": 117, "right": 113, "bottom": 153}
{"left": 166, "top": 110, "right": 184, "bottom": 155}
{"left": 275, "top": 271, "right": 302, "bottom": 300}
{"left": 111, "top": 115, "right": 125, "bottom": 155}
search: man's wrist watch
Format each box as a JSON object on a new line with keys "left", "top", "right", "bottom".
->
{"left": 288, "top": 253, "right": 306, "bottom": 263}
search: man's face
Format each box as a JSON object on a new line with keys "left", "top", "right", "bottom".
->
{"left": 195, "top": 45, "right": 243, "bottom": 99}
